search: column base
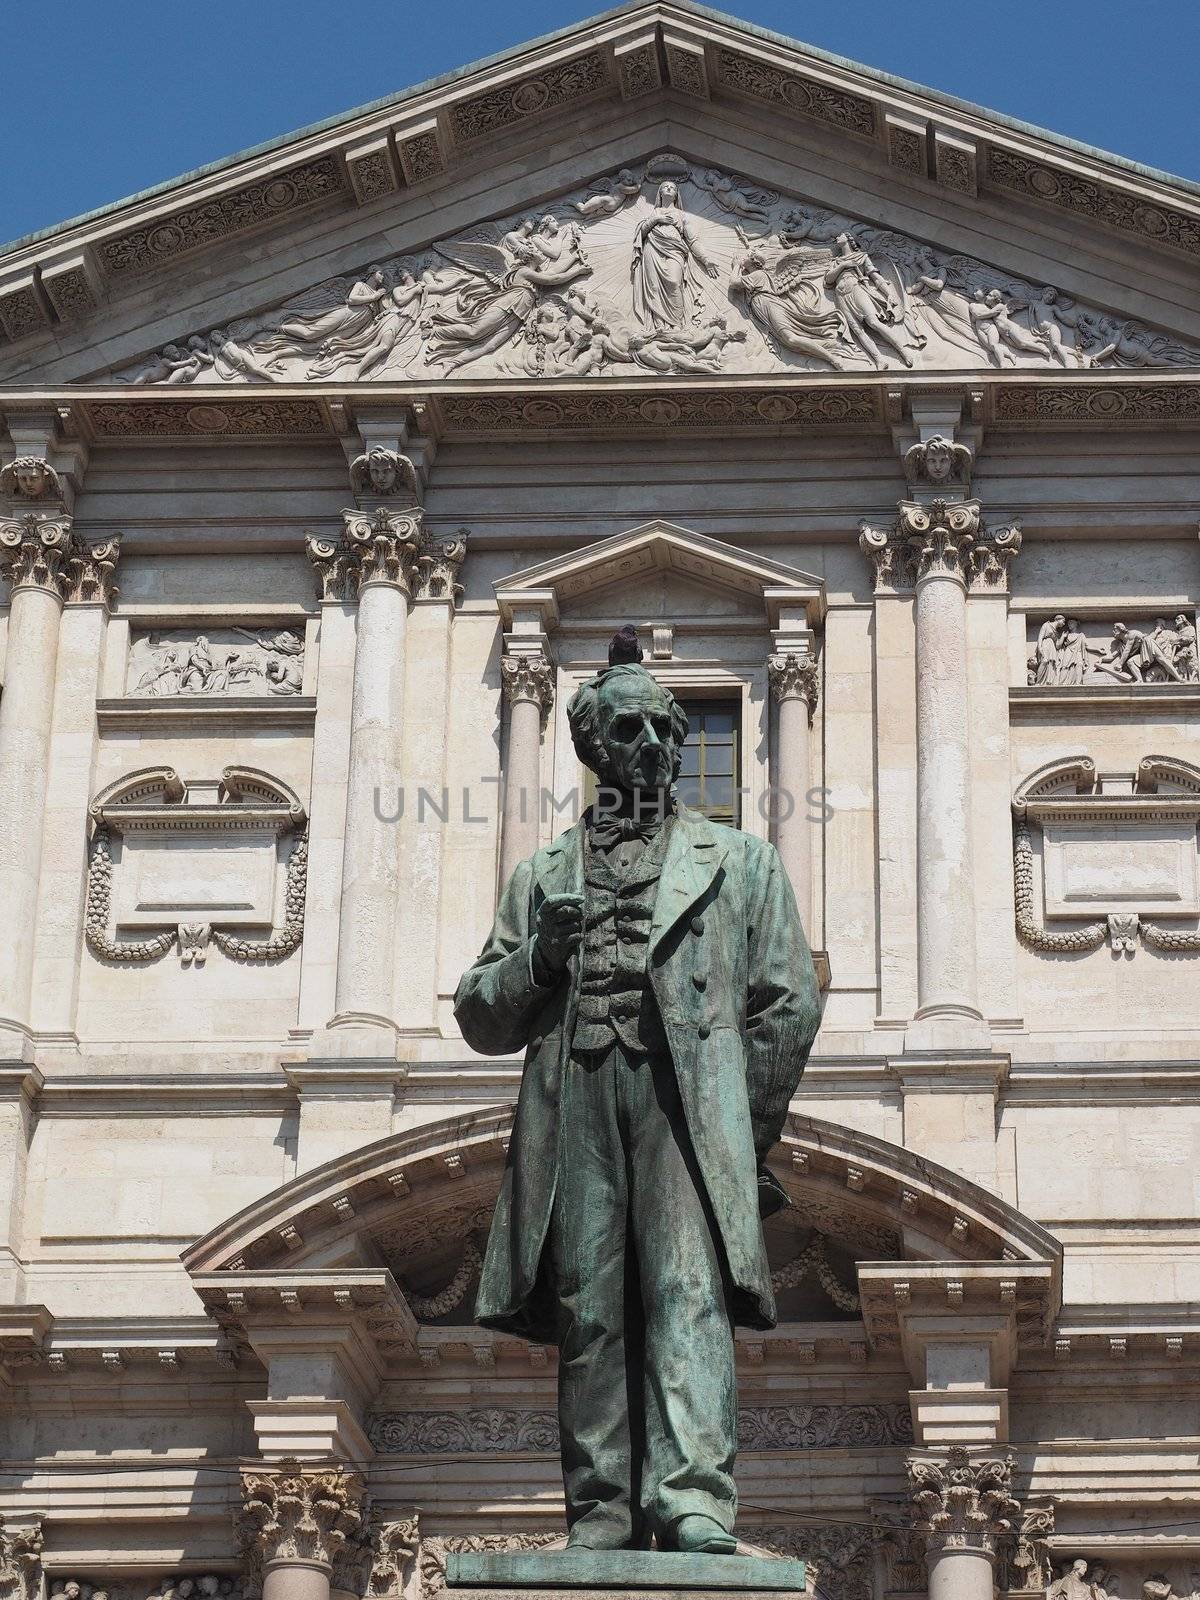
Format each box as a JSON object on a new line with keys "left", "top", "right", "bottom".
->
{"left": 310, "top": 1012, "right": 399, "bottom": 1060}
{"left": 904, "top": 1007, "right": 990, "bottom": 1053}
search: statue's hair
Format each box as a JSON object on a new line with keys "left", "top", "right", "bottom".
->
{"left": 567, "top": 663, "right": 689, "bottom": 781}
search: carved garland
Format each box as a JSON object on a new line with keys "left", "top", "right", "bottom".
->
{"left": 771, "top": 1235, "right": 860, "bottom": 1312}
{"left": 1013, "top": 823, "right": 1106, "bottom": 954}
{"left": 403, "top": 1240, "right": 482, "bottom": 1320}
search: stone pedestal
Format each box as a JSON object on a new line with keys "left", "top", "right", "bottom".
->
{"left": 446, "top": 1549, "right": 806, "bottom": 1593}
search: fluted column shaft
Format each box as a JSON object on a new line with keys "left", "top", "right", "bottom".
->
{"left": 0, "top": 515, "right": 71, "bottom": 1046}
{"left": 499, "top": 651, "right": 553, "bottom": 887}
{"left": 769, "top": 653, "right": 818, "bottom": 934}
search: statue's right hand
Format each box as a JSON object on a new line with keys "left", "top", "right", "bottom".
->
{"left": 534, "top": 893, "right": 585, "bottom": 973}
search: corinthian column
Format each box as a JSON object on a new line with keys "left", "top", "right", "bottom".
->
{"left": 309, "top": 505, "right": 421, "bottom": 1058}
{"left": 238, "top": 1462, "right": 366, "bottom": 1600}
{"left": 0, "top": 512, "right": 73, "bottom": 1053}
{"left": 907, "top": 1448, "right": 1021, "bottom": 1600}
{"left": 499, "top": 649, "right": 554, "bottom": 886}
{"left": 768, "top": 651, "right": 818, "bottom": 933}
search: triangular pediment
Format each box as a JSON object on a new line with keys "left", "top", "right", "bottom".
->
{"left": 3, "top": 2, "right": 1200, "bottom": 385}
{"left": 495, "top": 520, "right": 825, "bottom": 626}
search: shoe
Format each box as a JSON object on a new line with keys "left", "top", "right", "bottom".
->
{"left": 668, "top": 1515, "right": 739, "bottom": 1555}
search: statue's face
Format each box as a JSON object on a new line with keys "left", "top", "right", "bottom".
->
{"left": 596, "top": 674, "right": 678, "bottom": 794}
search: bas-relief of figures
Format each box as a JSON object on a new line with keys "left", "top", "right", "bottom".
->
{"left": 128, "top": 629, "right": 305, "bottom": 697}
{"left": 1028, "top": 614, "right": 1200, "bottom": 687}
{"left": 1046, "top": 1559, "right": 1200, "bottom": 1600}
{"left": 114, "top": 156, "right": 1200, "bottom": 385}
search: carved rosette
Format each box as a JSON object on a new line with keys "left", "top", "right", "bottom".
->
{"left": 906, "top": 1447, "right": 1021, "bottom": 1561}
{"left": 501, "top": 653, "right": 555, "bottom": 714}
{"left": 237, "top": 1461, "right": 366, "bottom": 1573}
{"left": 768, "top": 652, "right": 819, "bottom": 715}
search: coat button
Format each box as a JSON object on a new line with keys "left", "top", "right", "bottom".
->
{"left": 693, "top": 972, "right": 707, "bottom": 991}
{"left": 691, "top": 917, "right": 705, "bottom": 936}
{"left": 698, "top": 1022, "right": 711, "bottom": 1040}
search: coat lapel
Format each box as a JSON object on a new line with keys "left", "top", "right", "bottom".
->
{"left": 532, "top": 820, "right": 585, "bottom": 903}
{"left": 650, "top": 807, "right": 729, "bottom": 953}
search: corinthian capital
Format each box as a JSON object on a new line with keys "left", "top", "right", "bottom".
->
{"left": 0, "top": 1518, "right": 44, "bottom": 1600}
{"left": 907, "top": 1447, "right": 1021, "bottom": 1560}
{"left": 237, "top": 1460, "right": 366, "bottom": 1572}
{"left": 501, "top": 651, "right": 554, "bottom": 713}
{"left": 768, "top": 652, "right": 819, "bottom": 714}
{"left": 897, "top": 498, "right": 982, "bottom": 585}
{"left": 417, "top": 532, "right": 467, "bottom": 606}
{"left": 0, "top": 511, "right": 74, "bottom": 596}
{"left": 64, "top": 535, "right": 122, "bottom": 606}
{"left": 343, "top": 506, "right": 423, "bottom": 596}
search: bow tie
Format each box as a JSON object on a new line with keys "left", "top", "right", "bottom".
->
{"left": 588, "top": 813, "right": 669, "bottom": 851}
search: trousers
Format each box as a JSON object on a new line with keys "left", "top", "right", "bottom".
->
{"left": 549, "top": 1041, "right": 738, "bottom": 1548}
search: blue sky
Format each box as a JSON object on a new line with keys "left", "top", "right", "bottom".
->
{"left": 7, "top": 0, "right": 1200, "bottom": 245}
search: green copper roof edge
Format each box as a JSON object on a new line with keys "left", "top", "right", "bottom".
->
{"left": 5, "top": 0, "right": 1199, "bottom": 259}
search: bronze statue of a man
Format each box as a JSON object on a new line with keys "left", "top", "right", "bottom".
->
{"left": 455, "top": 632, "right": 820, "bottom": 1556}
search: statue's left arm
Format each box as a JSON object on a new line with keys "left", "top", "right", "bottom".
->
{"left": 742, "top": 840, "right": 821, "bottom": 1161}
{"left": 454, "top": 858, "right": 554, "bottom": 1057}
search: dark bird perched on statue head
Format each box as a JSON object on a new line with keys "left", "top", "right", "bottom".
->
{"left": 607, "top": 625, "right": 644, "bottom": 665}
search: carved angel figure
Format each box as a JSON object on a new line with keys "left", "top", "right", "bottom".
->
{"left": 824, "top": 233, "right": 924, "bottom": 368}
{"left": 968, "top": 287, "right": 1051, "bottom": 366}
{"left": 423, "top": 225, "right": 591, "bottom": 372}
{"left": 630, "top": 181, "right": 719, "bottom": 330}
{"left": 730, "top": 248, "right": 848, "bottom": 368}
{"left": 693, "top": 168, "right": 773, "bottom": 223}
{"left": 572, "top": 169, "right": 642, "bottom": 218}
{"left": 252, "top": 269, "right": 390, "bottom": 374}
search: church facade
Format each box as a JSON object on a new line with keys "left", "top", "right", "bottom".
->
{"left": 1, "top": 5, "right": 1199, "bottom": 1597}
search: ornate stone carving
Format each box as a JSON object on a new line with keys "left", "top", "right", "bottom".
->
{"left": 998, "top": 1502, "right": 1055, "bottom": 1592}
{"left": 770, "top": 1235, "right": 859, "bottom": 1311}
{"left": 987, "top": 146, "right": 1200, "bottom": 258}
{"left": 876, "top": 1515, "right": 927, "bottom": 1595}
{"left": 145, "top": 1575, "right": 237, "bottom": 1600}
{"left": 903, "top": 433, "right": 973, "bottom": 489}
{"left": 85, "top": 767, "right": 309, "bottom": 966}
{"left": 345, "top": 507, "right": 424, "bottom": 594}
{"left": 0, "top": 1520, "right": 43, "bottom": 1600}
{"left": 111, "top": 160, "right": 1200, "bottom": 387}
{"left": 1028, "top": 614, "right": 1199, "bottom": 686}
{"left": 448, "top": 52, "right": 609, "bottom": 143}
{"left": 0, "top": 287, "right": 46, "bottom": 342}
{"left": 0, "top": 457, "right": 64, "bottom": 501}
{"left": 418, "top": 1535, "right": 562, "bottom": 1600}
{"left": 768, "top": 652, "right": 819, "bottom": 713}
{"left": 87, "top": 401, "right": 327, "bottom": 439}
{"left": 367, "top": 1402, "right": 911, "bottom": 1454}
{"left": 349, "top": 448, "right": 421, "bottom": 504}
{"left": 750, "top": 1524, "right": 873, "bottom": 1600}
{"left": 43, "top": 265, "right": 99, "bottom": 322}
{"left": 861, "top": 502, "right": 1021, "bottom": 593}
{"left": 438, "top": 389, "right": 881, "bottom": 433}
{"left": 501, "top": 653, "right": 554, "bottom": 712}
{"left": 237, "top": 1463, "right": 364, "bottom": 1573}
{"left": 64, "top": 537, "right": 122, "bottom": 605}
{"left": 96, "top": 158, "right": 345, "bottom": 276}
{"left": 715, "top": 48, "right": 876, "bottom": 135}
{"left": 997, "top": 384, "right": 1200, "bottom": 422}
{"left": 129, "top": 628, "right": 305, "bottom": 697}
{"left": 402, "top": 1239, "right": 482, "bottom": 1320}
{"left": 331, "top": 1506, "right": 419, "bottom": 1600}
{"left": 0, "top": 510, "right": 74, "bottom": 594}
{"left": 417, "top": 533, "right": 467, "bottom": 606}
{"left": 907, "top": 1447, "right": 1021, "bottom": 1559}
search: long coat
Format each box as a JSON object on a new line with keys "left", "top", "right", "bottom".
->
{"left": 454, "top": 806, "right": 821, "bottom": 1344}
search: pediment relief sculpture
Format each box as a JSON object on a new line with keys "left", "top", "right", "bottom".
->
{"left": 128, "top": 627, "right": 306, "bottom": 698}
{"left": 112, "top": 156, "right": 1200, "bottom": 387}
{"left": 1013, "top": 755, "right": 1200, "bottom": 955}
{"left": 84, "top": 765, "right": 308, "bottom": 965}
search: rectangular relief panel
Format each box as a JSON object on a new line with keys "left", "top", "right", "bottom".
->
{"left": 1042, "top": 820, "right": 1200, "bottom": 918}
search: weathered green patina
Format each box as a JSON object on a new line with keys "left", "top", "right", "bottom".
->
{"left": 455, "top": 643, "right": 820, "bottom": 1556}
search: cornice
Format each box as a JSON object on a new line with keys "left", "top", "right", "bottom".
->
{"left": 5, "top": 373, "right": 1200, "bottom": 446}
{"left": 4, "top": 4, "right": 1200, "bottom": 346}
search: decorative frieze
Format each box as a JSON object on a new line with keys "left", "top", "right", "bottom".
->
{"left": 129, "top": 628, "right": 305, "bottom": 697}
{"left": 1028, "top": 613, "right": 1198, "bottom": 686}
{"left": 907, "top": 1447, "right": 1021, "bottom": 1560}
{"left": 750, "top": 1524, "right": 874, "bottom": 1600}
{"left": 714, "top": 47, "right": 876, "bottom": 136}
{"left": 447, "top": 52, "right": 610, "bottom": 144}
{"left": 237, "top": 1461, "right": 366, "bottom": 1571}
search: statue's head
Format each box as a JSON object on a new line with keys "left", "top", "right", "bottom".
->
{"left": 655, "top": 181, "right": 680, "bottom": 209}
{"left": 568, "top": 658, "right": 688, "bottom": 796}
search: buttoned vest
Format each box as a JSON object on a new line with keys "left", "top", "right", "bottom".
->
{"left": 572, "top": 822, "right": 672, "bottom": 1057}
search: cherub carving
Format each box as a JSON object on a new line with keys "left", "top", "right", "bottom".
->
{"left": 903, "top": 434, "right": 973, "bottom": 487}
{"left": 572, "top": 169, "right": 642, "bottom": 218}
{"left": 693, "top": 168, "right": 774, "bottom": 223}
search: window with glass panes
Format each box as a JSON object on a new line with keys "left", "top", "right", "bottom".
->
{"left": 675, "top": 699, "right": 741, "bottom": 826}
